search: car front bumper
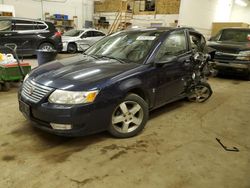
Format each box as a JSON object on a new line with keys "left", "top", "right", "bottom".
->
{"left": 62, "top": 42, "right": 68, "bottom": 52}
{"left": 18, "top": 93, "right": 117, "bottom": 137}
{"left": 214, "top": 59, "right": 250, "bottom": 75}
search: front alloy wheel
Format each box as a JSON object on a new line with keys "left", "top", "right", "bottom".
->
{"left": 109, "top": 94, "right": 148, "bottom": 138}
{"left": 67, "top": 43, "right": 77, "bottom": 54}
{"left": 188, "top": 83, "right": 212, "bottom": 103}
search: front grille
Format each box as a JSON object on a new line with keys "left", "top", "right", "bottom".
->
{"left": 21, "top": 79, "right": 53, "bottom": 103}
{"left": 215, "top": 54, "right": 236, "bottom": 61}
{"left": 215, "top": 51, "right": 238, "bottom": 61}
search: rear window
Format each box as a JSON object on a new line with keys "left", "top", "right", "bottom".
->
{"left": 0, "top": 20, "right": 12, "bottom": 31}
{"left": 219, "top": 29, "right": 250, "bottom": 42}
{"left": 35, "top": 22, "right": 47, "bottom": 30}
{"left": 15, "top": 20, "right": 34, "bottom": 31}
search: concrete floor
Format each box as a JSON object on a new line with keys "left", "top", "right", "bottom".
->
{"left": 0, "top": 54, "right": 250, "bottom": 188}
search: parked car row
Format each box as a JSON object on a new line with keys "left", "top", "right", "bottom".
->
{"left": 0, "top": 17, "right": 106, "bottom": 56}
{"left": 1, "top": 17, "right": 249, "bottom": 138}
{"left": 1, "top": 17, "right": 249, "bottom": 81}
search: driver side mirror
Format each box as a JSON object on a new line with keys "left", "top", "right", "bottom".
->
{"left": 155, "top": 55, "right": 178, "bottom": 66}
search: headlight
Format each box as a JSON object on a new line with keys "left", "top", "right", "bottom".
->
{"left": 236, "top": 51, "right": 250, "bottom": 61}
{"left": 49, "top": 90, "right": 99, "bottom": 104}
{"left": 23, "top": 74, "right": 29, "bottom": 82}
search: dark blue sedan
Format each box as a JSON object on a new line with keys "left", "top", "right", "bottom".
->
{"left": 18, "top": 27, "right": 208, "bottom": 138}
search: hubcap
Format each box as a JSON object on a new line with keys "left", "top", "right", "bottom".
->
{"left": 41, "top": 45, "right": 53, "bottom": 51}
{"left": 68, "top": 45, "right": 76, "bottom": 53}
{"left": 188, "top": 85, "right": 210, "bottom": 102}
{"left": 112, "top": 101, "right": 143, "bottom": 133}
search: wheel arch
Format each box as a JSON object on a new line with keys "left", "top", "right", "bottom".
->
{"left": 127, "top": 88, "right": 149, "bottom": 104}
{"left": 118, "top": 78, "right": 151, "bottom": 106}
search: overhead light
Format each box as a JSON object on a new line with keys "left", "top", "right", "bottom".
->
{"left": 235, "top": 0, "right": 248, "bottom": 7}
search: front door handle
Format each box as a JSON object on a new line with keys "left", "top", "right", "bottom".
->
{"left": 4, "top": 33, "right": 12, "bottom": 37}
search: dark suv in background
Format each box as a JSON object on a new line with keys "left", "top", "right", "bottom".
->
{"left": 0, "top": 17, "right": 62, "bottom": 55}
{"left": 208, "top": 28, "right": 250, "bottom": 80}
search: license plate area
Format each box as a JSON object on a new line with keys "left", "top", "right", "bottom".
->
{"left": 19, "top": 100, "right": 30, "bottom": 118}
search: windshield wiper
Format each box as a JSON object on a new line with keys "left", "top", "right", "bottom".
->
{"left": 96, "top": 55, "right": 125, "bottom": 64}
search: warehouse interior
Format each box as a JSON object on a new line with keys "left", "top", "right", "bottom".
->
{"left": 0, "top": 0, "right": 250, "bottom": 188}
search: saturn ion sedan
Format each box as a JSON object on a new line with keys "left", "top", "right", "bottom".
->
{"left": 19, "top": 27, "right": 208, "bottom": 138}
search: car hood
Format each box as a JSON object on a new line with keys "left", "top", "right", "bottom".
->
{"left": 29, "top": 55, "right": 141, "bottom": 91}
{"left": 208, "top": 41, "right": 250, "bottom": 53}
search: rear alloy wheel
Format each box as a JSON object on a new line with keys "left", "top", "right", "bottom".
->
{"left": 188, "top": 83, "right": 212, "bottom": 103}
{"left": 39, "top": 43, "right": 55, "bottom": 51}
{"left": 109, "top": 94, "right": 148, "bottom": 138}
{"left": 67, "top": 43, "right": 77, "bottom": 54}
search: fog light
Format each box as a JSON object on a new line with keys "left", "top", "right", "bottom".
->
{"left": 50, "top": 123, "right": 72, "bottom": 130}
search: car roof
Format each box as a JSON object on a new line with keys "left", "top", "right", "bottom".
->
{"left": 0, "top": 16, "right": 46, "bottom": 22}
{"left": 121, "top": 27, "right": 197, "bottom": 34}
{"left": 80, "top": 28, "right": 104, "bottom": 32}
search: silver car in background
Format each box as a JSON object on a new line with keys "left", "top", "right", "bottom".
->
{"left": 62, "top": 29, "right": 106, "bottom": 53}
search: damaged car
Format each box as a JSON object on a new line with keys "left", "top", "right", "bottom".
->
{"left": 18, "top": 27, "right": 213, "bottom": 138}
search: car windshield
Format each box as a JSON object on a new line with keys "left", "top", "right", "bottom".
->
{"left": 64, "top": 29, "right": 83, "bottom": 37}
{"left": 85, "top": 30, "right": 164, "bottom": 64}
{"left": 219, "top": 29, "right": 250, "bottom": 43}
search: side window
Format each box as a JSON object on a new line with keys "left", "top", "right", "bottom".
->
{"left": 15, "top": 20, "right": 35, "bottom": 31}
{"left": 155, "top": 31, "right": 187, "bottom": 62}
{"left": 93, "top": 31, "right": 105, "bottom": 37}
{"left": 34, "top": 22, "right": 47, "bottom": 30}
{"left": 81, "top": 31, "right": 92, "bottom": 38}
{"left": 0, "top": 20, "right": 13, "bottom": 32}
{"left": 189, "top": 32, "right": 205, "bottom": 52}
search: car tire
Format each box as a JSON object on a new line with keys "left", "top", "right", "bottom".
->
{"left": 39, "top": 43, "right": 55, "bottom": 51}
{"left": 108, "top": 93, "right": 149, "bottom": 138}
{"left": 67, "top": 43, "right": 77, "bottom": 54}
{"left": 187, "top": 82, "right": 212, "bottom": 103}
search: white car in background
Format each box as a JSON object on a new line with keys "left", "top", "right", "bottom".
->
{"left": 62, "top": 29, "right": 106, "bottom": 53}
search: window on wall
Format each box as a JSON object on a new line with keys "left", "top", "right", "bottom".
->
{"left": 139, "top": 0, "right": 155, "bottom": 12}
{"left": 155, "top": 30, "right": 187, "bottom": 62}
